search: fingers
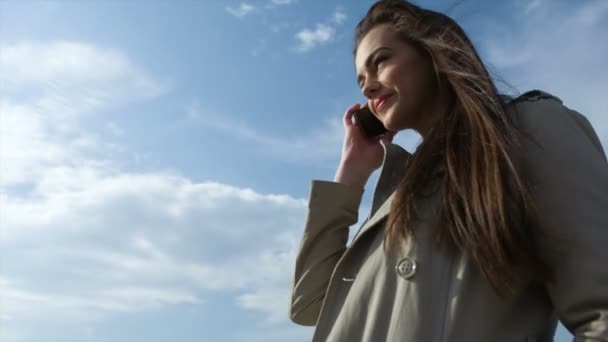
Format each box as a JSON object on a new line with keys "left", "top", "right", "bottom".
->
{"left": 343, "top": 103, "right": 362, "bottom": 127}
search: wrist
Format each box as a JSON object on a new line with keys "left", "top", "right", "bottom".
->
{"left": 334, "top": 163, "right": 371, "bottom": 189}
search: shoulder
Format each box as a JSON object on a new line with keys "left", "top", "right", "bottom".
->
{"left": 505, "top": 89, "right": 606, "bottom": 162}
{"left": 502, "top": 90, "right": 607, "bottom": 188}
{"left": 506, "top": 89, "right": 569, "bottom": 129}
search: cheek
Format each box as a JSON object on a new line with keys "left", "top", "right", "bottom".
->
{"left": 392, "top": 66, "right": 422, "bottom": 105}
{"left": 390, "top": 70, "right": 435, "bottom": 124}
{"left": 404, "top": 65, "right": 435, "bottom": 105}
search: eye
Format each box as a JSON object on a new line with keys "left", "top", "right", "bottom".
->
{"left": 374, "top": 55, "right": 389, "bottom": 69}
{"left": 357, "top": 76, "right": 365, "bottom": 89}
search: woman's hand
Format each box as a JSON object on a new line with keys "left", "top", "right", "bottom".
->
{"left": 334, "top": 103, "right": 396, "bottom": 189}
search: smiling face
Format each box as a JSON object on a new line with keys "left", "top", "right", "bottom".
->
{"left": 355, "top": 24, "right": 438, "bottom": 135}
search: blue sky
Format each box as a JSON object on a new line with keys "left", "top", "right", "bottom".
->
{"left": 0, "top": 0, "right": 606, "bottom": 341}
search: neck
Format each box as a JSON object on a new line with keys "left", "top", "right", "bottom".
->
{"left": 417, "top": 87, "right": 453, "bottom": 140}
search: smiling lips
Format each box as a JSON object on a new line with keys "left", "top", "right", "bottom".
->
{"left": 375, "top": 93, "right": 394, "bottom": 112}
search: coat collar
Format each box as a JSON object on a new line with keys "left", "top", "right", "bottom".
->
{"left": 352, "top": 142, "right": 412, "bottom": 242}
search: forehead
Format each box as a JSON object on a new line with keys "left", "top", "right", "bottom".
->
{"left": 355, "top": 24, "right": 398, "bottom": 71}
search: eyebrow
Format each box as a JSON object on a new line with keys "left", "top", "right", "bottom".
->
{"left": 356, "top": 47, "right": 392, "bottom": 86}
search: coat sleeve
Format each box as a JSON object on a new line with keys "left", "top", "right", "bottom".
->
{"left": 516, "top": 97, "right": 608, "bottom": 341}
{"left": 289, "top": 180, "right": 364, "bottom": 326}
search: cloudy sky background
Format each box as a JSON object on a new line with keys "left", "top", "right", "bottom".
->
{"left": 0, "top": 0, "right": 606, "bottom": 341}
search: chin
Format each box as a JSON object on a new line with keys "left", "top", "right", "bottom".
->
{"left": 381, "top": 112, "right": 403, "bottom": 131}
{"left": 383, "top": 106, "right": 412, "bottom": 132}
{"left": 383, "top": 122, "right": 399, "bottom": 132}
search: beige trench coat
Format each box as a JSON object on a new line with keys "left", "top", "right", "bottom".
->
{"left": 289, "top": 91, "right": 608, "bottom": 342}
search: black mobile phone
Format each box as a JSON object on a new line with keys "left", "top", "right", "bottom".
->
{"left": 353, "top": 106, "right": 387, "bottom": 137}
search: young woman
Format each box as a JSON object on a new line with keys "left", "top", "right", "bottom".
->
{"left": 290, "top": 1, "right": 608, "bottom": 341}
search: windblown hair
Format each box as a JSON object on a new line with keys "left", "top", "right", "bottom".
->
{"left": 354, "top": 0, "right": 552, "bottom": 296}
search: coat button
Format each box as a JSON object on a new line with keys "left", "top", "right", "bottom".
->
{"left": 396, "top": 257, "right": 417, "bottom": 279}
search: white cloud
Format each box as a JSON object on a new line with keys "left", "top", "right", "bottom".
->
{"left": 106, "top": 122, "right": 124, "bottom": 136}
{"left": 0, "top": 41, "right": 169, "bottom": 187}
{"left": 0, "top": 279, "right": 201, "bottom": 320}
{"left": 0, "top": 324, "right": 23, "bottom": 342}
{"left": 0, "top": 169, "right": 309, "bottom": 325}
{"left": 1, "top": 41, "right": 127, "bottom": 84}
{"left": 100, "top": 287, "right": 201, "bottom": 308}
{"left": 271, "top": 0, "right": 295, "bottom": 5}
{"left": 0, "top": 3, "right": 602, "bottom": 342}
{"left": 523, "top": 0, "right": 544, "bottom": 15}
{"left": 0, "top": 100, "right": 68, "bottom": 185}
{"left": 226, "top": 3, "right": 255, "bottom": 18}
{"left": 333, "top": 8, "right": 347, "bottom": 24}
{"left": 231, "top": 326, "right": 313, "bottom": 342}
{"left": 237, "top": 287, "right": 291, "bottom": 323}
{"left": 295, "top": 24, "right": 335, "bottom": 52}
{"left": 0, "top": 40, "right": 254, "bottom": 330}
{"left": 1, "top": 168, "right": 305, "bottom": 239}
{"left": 292, "top": 7, "right": 347, "bottom": 53}
{"left": 0, "top": 41, "right": 168, "bottom": 107}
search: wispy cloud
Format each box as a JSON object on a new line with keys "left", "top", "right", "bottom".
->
{"left": 523, "top": 0, "right": 544, "bottom": 15}
{"left": 0, "top": 279, "right": 200, "bottom": 319}
{"left": 226, "top": 3, "right": 256, "bottom": 18}
{"left": 271, "top": 0, "right": 296, "bottom": 5}
{"left": 0, "top": 38, "right": 317, "bottom": 338}
{"left": 0, "top": 39, "right": 255, "bottom": 331}
{"left": 186, "top": 99, "right": 423, "bottom": 164}
{"left": 1, "top": 64, "right": 309, "bottom": 328}
{"left": 295, "top": 24, "right": 335, "bottom": 52}
{"left": 0, "top": 166, "right": 308, "bottom": 324}
{"left": 0, "top": 41, "right": 168, "bottom": 102}
{"left": 187, "top": 100, "right": 345, "bottom": 163}
{"left": 0, "top": 41, "right": 169, "bottom": 187}
{"left": 333, "top": 7, "right": 347, "bottom": 24}
{"left": 237, "top": 287, "right": 290, "bottom": 323}
{"left": 294, "top": 7, "right": 348, "bottom": 53}
{"left": 1, "top": 41, "right": 124, "bottom": 83}
{"left": 106, "top": 122, "right": 124, "bottom": 136}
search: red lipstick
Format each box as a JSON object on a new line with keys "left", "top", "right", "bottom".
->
{"left": 375, "top": 93, "right": 393, "bottom": 112}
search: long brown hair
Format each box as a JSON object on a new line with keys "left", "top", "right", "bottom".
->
{"left": 354, "top": 0, "right": 552, "bottom": 296}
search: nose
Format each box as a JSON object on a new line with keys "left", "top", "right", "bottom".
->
{"left": 361, "top": 78, "right": 381, "bottom": 99}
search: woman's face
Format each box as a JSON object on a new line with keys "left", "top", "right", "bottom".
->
{"left": 355, "top": 24, "right": 437, "bottom": 135}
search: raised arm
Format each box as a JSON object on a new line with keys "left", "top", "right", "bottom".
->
{"left": 289, "top": 180, "right": 364, "bottom": 326}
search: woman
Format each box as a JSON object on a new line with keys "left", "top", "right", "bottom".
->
{"left": 289, "top": 0, "right": 608, "bottom": 341}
